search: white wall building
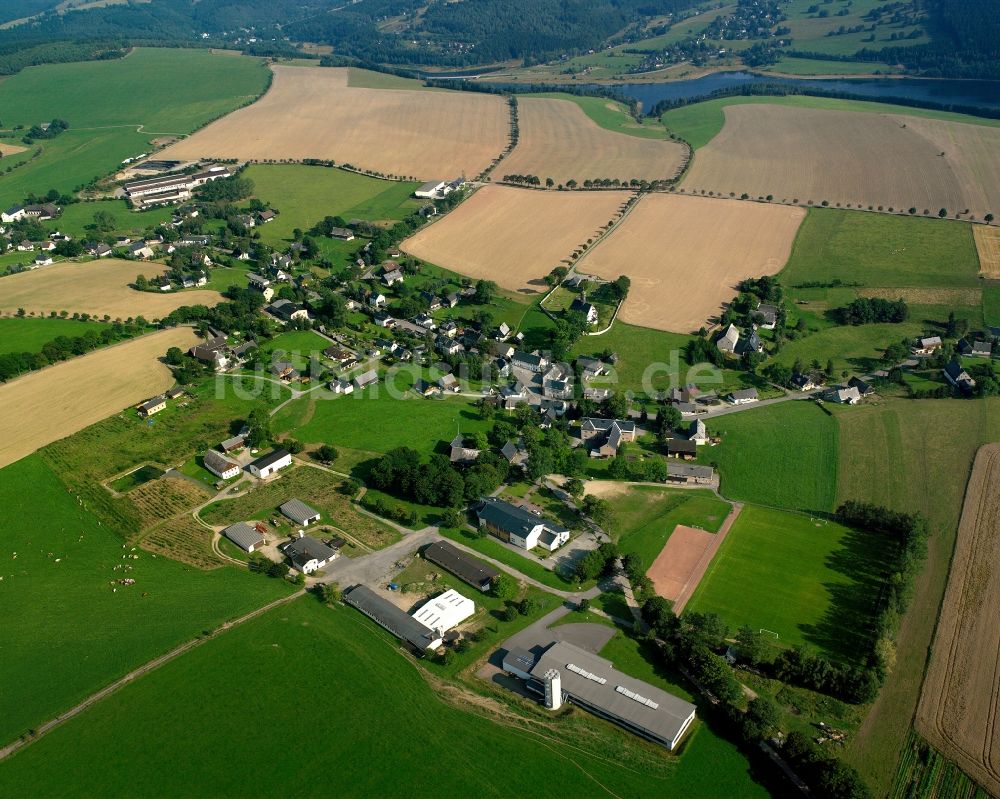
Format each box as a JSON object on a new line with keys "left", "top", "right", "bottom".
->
{"left": 411, "top": 589, "right": 475, "bottom": 636}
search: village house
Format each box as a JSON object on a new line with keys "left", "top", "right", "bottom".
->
{"left": 580, "top": 417, "right": 637, "bottom": 458}
{"left": 267, "top": 299, "right": 310, "bottom": 324}
{"left": 501, "top": 438, "right": 530, "bottom": 468}
{"left": 913, "top": 336, "right": 943, "bottom": 356}
{"left": 87, "top": 243, "right": 113, "bottom": 258}
{"left": 687, "top": 419, "right": 708, "bottom": 444}
{"left": 754, "top": 302, "right": 779, "bottom": 330}
{"left": 958, "top": 338, "right": 993, "bottom": 358}
{"left": 667, "top": 438, "right": 698, "bottom": 460}
{"left": 204, "top": 449, "right": 241, "bottom": 480}
{"left": 328, "top": 378, "right": 354, "bottom": 394}
{"left": 512, "top": 350, "right": 549, "bottom": 373}
{"left": 827, "top": 386, "right": 862, "bottom": 405}
{"left": 727, "top": 388, "right": 759, "bottom": 405}
{"left": 438, "top": 373, "right": 460, "bottom": 393}
{"left": 257, "top": 209, "right": 276, "bottom": 224}
{"left": 383, "top": 268, "right": 404, "bottom": 287}
{"left": 354, "top": 369, "right": 379, "bottom": 390}
{"left": 189, "top": 336, "right": 231, "bottom": 371}
{"left": 282, "top": 533, "right": 338, "bottom": 574}
{"left": 474, "top": 497, "right": 570, "bottom": 552}
{"left": 944, "top": 361, "right": 977, "bottom": 393}
{"left": 34, "top": 254, "right": 54, "bottom": 267}
{"left": 848, "top": 376, "right": 874, "bottom": 397}
{"left": 790, "top": 372, "right": 816, "bottom": 392}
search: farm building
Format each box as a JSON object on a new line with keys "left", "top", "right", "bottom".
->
{"left": 280, "top": 499, "right": 321, "bottom": 526}
{"left": 666, "top": 438, "right": 698, "bottom": 460}
{"left": 247, "top": 448, "right": 292, "bottom": 479}
{"left": 123, "top": 165, "right": 231, "bottom": 208}
{"left": 474, "top": 497, "right": 569, "bottom": 552}
{"left": 222, "top": 522, "right": 266, "bottom": 553}
{"left": 423, "top": 541, "right": 498, "bottom": 593}
{"left": 687, "top": 419, "right": 708, "bottom": 444}
{"left": 220, "top": 434, "right": 246, "bottom": 453}
{"left": 414, "top": 180, "right": 449, "bottom": 199}
{"left": 204, "top": 449, "right": 241, "bottom": 480}
{"left": 354, "top": 369, "right": 378, "bottom": 390}
{"left": 726, "top": 388, "right": 759, "bottom": 405}
{"left": 411, "top": 589, "right": 475, "bottom": 636}
{"left": 666, "top": 463, "right": 715, "bottom": 486}
{"left": 506, "top": 641, "right": 697, "bottom": 751}
{"left": 137, "top": 396, "right": 166, "bottom": 418}
{"left": 282, "top": 533, "right": 338, "bottom": 574}
{"left": 344, "top": 585, "right": 443, "bottom": 653}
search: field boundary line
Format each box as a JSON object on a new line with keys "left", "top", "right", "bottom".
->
{"left": 672, "top": 502, "right": 743, "bottom": 614}
{"left": 0, "top": 590, "right": 304, "bottom": 763}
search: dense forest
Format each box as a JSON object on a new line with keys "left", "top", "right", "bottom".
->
{"left": 0, "top": 0, "right": 997, "bottom": 78}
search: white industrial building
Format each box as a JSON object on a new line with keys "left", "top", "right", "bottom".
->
{"left": 411, "top": 589, "right": 475, "bottom": 636}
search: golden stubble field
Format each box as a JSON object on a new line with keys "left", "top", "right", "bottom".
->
{"left": 0, "top": 327, "right": 197, "bottom": 469}
{"left": 580, "top": 194, "right": 805, "bottom": 332}
{"left": 916, "top": 443, "right": 1000, "bottom": 797}
{"left": 973, "top": 225, "right": 1000, "bottom": 278}
{"left": 683, "top": 105, "right": 1000, "bottom": 220}
{"left": 0, "top": 259, "right": 222, "bottom": 319}
{"left": 158, "top": 66, "right": 510, "bottom": 180}
{"left": 499, "top": 97, "right": 687, "bottom": 185}
{"left": 401, "top": 185, "right": 630, "bottom": 294}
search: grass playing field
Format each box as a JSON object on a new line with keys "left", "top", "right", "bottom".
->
{"left": 0, "top": 316, "right": 106, "bottom": 354}
{"left": 0, "top": 454, "right": 292, "bottom": 746}
{"left": 245, "top": 163, "right": 421, "bottom": 247}
{"left": 0, "top": 48, "right": 269, "bottom": 205}
{"left": 0, "top": 598, "right": 770, "bottom": 798}
{"left": 686, "top": 504, "right": 894, "bottom": 664}
{"left": 708, "top": 400, "right": 839, "bottom": 513}
{"left": 599, "top": 485, "right": 732, "bottom": 571}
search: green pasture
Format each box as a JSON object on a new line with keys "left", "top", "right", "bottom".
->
{"left": 0, "top": 316, "right": 106, "bottom": 354}
{"left": 527, "top": 93, "right": 673, "bottom": 140}
{"left": 686, "top": 504, "right": 894, "bottom": 664}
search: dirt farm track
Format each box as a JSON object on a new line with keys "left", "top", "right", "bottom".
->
{"left": 0, "top": 328, "right": 197, "bottom": 470}
{"left": 916, "top": 444, "right": 1000, "bottom": 797}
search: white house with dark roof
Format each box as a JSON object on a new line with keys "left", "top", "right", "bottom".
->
{"left": 727, "top": 388, "right": 758, "bottom": 405}
{"left": 282, "top": 533, "right": 338, "bottom": 574}
{"left": 474, "top": 497, "right": 569, "bottom": 551}
{"left": 204, "top": 449, "right": 241, "bottom": 480}
{"left": 247, "top": 448, "right": 292, "bottom": 479}
{"left": 944, "top": 361, "right": 977, "bottom": 392}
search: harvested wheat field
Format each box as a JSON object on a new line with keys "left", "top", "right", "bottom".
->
{"left": 0, "top": 327, "right": 197, "bottom": 469}
{"left": 859, "top": 286, "right": 982, "bottom": 306}
{"left": 974, "top": 226, "right": 1000, "bottom": 278}
{"left": 500, "top": 97, "right": 687, "bottom": 186}
{"left": 683, "top": 105, "right": 1000, "bottom": 219}
{"left": 159, "top": 66, "right": 509, "bottom": 180}
{"left": 916, "top": 444, "right": 1000, "bottom": 797}
{"left": 0, "top": 259, "right": 221, "bottom": 319}
{"left": 582, "top": 194, "right": 804, "bottom": 331}
{"left": 401, "top": 185, "right": 630, "bottom": 294}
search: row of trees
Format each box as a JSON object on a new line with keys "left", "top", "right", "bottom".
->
{"left": 836, "top": 297, "right": 909, "bottom": 325}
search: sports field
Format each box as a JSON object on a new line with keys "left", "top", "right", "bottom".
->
{"left": 159, "top": 66, "right": 510, "bottom": 180}
{"left": 0, "top": 48, "right": 269, "bottom": 205}
{"left": 974, "top": 225, "right": 1000, "bottom": 278}
{"left": 0, "top": 454, "right": 290, "bottom": 746}
{"left": 245, "top": 164, "right": 420, "bottom": 246}
{"left": 500, "top": 96, "right": 687, "bottom": 185}
{"left": 915, "top": 444, "right": 1000, "bottom": 797}
{"left": 0, "top": 598, "right": 769, "bottom": 798}
{"left": 646, "top": 525, "right": 718, "bottom": 604}
{"left": 401, "top": 185, "right": 629, "bottom": 294}
{"left": 686, "top": 504, "right": 892, "bottom": 663}
{"left": 0, "top": 259, "right": 222, "bottom": 319}
{"left": 0, "top": 327, "right": 196, "bottom": 469}
{"left": 682, "top": 105, "right": 1000, "bottom": 220}
{"left": 581, "top": 194, "right": 804, "bottom": 331}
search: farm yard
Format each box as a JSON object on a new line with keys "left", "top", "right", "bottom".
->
{"left": 0, "top": 327, "right": 196, "bottom": 469}
{"left": 0, "top": 259, "right": 222, "bottom": 319}
{"left": 915, "top": 444, "right": 1000, "bottom": 797}
{"left": 159, "top": 66, "right": 510, "bottom": 180}
{"left": 499, "top": 96, "right": 687, "bottom": 186}
{"left": 681, "top": 104, "right": 1000, "bottom": 221}
{"left": 580, "top": 194, "right": 804, "bottom": 332}
{"left": 400, "top": 185, "right": 629, "bottom": 294}
{"left": 0, "top": 453, "right": 291, "bottom": 747}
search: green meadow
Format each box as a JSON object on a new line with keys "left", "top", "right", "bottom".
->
{"left": 708, "top": 400, "right": 839, "bottom": 513}
{"left": 245, "top": 163, "right": 421, "bottom": 247}
{"left": 686, "top": 504, "right": 893, "bottom": 663}
{"left": 0, "top": 316, "right": 107, "bottom": 354}
{"left": 603, "top": 486, "right": 732, "bottom": 571}
{"left": 0, "top": 455, "right": 291, "bottom": 745}
{"left": 0, "top": 598, "right": 770, "bottom": 798}
{"left": 0, "top": 48, "right": 269, "bottom": 204}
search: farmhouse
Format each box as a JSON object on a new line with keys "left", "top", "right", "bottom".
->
{"left": 414, "top": 180, "right": 453, "bottom": 200}
{"left": 958, "top": 338, "right": 993, "bottom": 358}
{"left": 383, "top": 269, "right": 404, "bottom": 287}
{"left": 826, "top": 386, "right": 862, "bottom": 405}
{"left": 328, "top": 378, "right": 354, "bottom": 394}
{"left": 580, "top": 417, "right": 637, "bottom": 458}
{"left": 754, "top": 303, "right": 779, "bottom": 330}
{"left": 282, "top": 533, "right": 338, "bottom": 574}
{"left": 423, "top": 540, "right": 498, "bottom": 593}
{"left": 344, "top": 584, "right": 443, "bottom": 653}
{"left": 280, "top": 499, "right": 321, "bottom": 526}
{"left": 512, "top": 350, "right": 549, "bottom": 373}
{"left": 474, "top": 497, "right": 569, "bottom": 551}
{"left": 507, "top": 640, "right": 697, "bottom": 751}
{"left": 137, "top": 396, "right": 166, "bottom": 418}
{"left": 727, "top": 388, "right": 759, "bottom": 405}
{"left": 354, "top": 369, "right": 379, "bottom": 390}
{"left": 88, "top": 243, "right": 113, "bottom": 258}
{"left": 914, "top": 336, "right": 943, "bottom": 356}
{"left": 221, "top": 522, "right": 266, "bottom": 553}
{"left": 790, "top": 372, "right": 817, "bottom": 392}
{"left": 204, "top": 449, "right": 241, "bottom": 480}
{"left": 247, "top": 448, "right": 292, "bottom": 479}
{"left": 267, "top": 299, "right": 310, "bottom": 324}
{"left": 944, "top": 361, "right": 977, "bottom": 393}
{"left": 847, "top": 376, "right": 874, "bottom": 397}
{"left": 411, "top": 589, "right": 475, "bottom": 636}
{"left": 34, "top": 254, "right": 53, "bottom": 267}
{"left": 329, "top": 227, "right": 355, "bottom": 241}
{"left": 666, "top": 463, "right": 715, "bottom": 485}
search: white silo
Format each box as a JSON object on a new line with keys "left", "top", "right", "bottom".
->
{"left": 544, "top": 668, "right": 562, "bottom": 710}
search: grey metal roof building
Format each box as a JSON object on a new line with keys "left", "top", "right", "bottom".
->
{"left": 279, "top": 499, "right": 321, "bottom": 525}
{"left": 343, "top": 585, "right": 442, "bottom": 654}
{"left": 222, "top": 522, "right": 265, "bottom": 553}
{"left": 529, "top": 641, "right": 696, "bottom": 750}
{"left": 423, "top": 541, "right": 498, "bottom": 592}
